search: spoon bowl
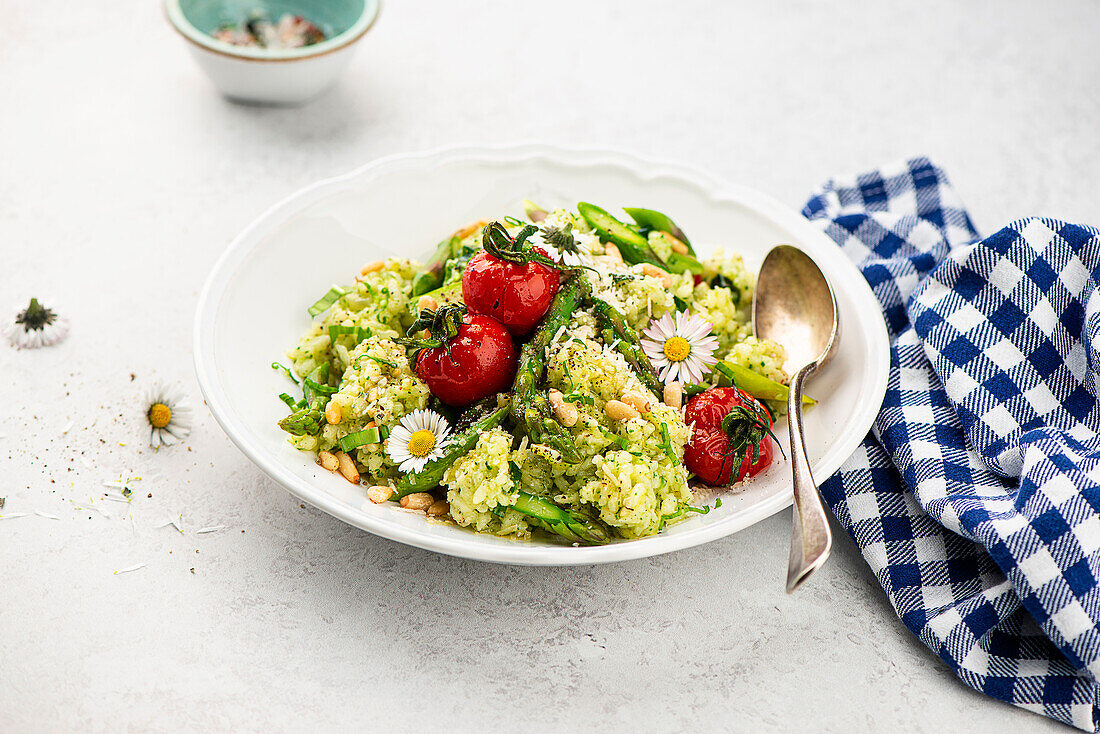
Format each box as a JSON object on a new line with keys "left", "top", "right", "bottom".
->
{"left": 753, "top": 245, "right": 839, "bottom": 592}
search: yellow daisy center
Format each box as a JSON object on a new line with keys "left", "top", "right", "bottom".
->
{"left": 408, "top": 429, "right": 437, "bottom": 457}
{"left": 663, "top": 336, "right": 691, "bottom": 362}
{"left": 148, "top": 403, "right": 172, "bottom": 429}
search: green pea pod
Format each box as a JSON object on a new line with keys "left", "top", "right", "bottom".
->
{"left": 577, "top": 202, "right": 664, "bottom": 267}
{"left": 410, "top": 235, "right": 460, "bottom": 297}
{"left": 664, "top": 252, "right": 704, "bottom": 275}
{"left": 714, "top": 361, "right": 816, "bottom": 406}
{"left": 622, "top": 207, "right": 693, "bottom": 253}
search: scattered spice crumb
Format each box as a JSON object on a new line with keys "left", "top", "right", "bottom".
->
{"left": 190, "top": 568, "right": 195, "bottom": 574}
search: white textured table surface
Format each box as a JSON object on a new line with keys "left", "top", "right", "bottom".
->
{"left": 3, "top": 1, "right": 1098, "bottom": 731}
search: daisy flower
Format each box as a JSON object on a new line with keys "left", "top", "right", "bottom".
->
{"left": 387, "top": 409, "right": 451, "bottom": 473}
{"left": 641, "top": 311, "right": 720, "bottom": 385}
{"left": 535, "top": 238, "right": 584, "bottom": 268}
{"left": 3, "top": 297, "right": 69, "bottom": 349}
{"left": 144, "top": 382, "right": 193, "bottom": 449}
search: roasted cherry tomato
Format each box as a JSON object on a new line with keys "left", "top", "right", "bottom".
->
{"left": 683, "top": 387, "right": 775, "bottom": 486}
{"left": 414, "top": 311, "right": 517, "bottom": 407}
{"left": 462, "top": 222, "right": 561, "bottom": 336}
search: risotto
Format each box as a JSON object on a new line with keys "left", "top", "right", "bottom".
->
{"left": 274, "top": 202, "right": 797, "bottom": 545}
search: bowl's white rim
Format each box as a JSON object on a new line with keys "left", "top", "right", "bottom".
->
{"left": 164, "top": 0, "right": 381, "bottom": 62}
{"left": 193, "top": 143, "right": 889, "bottom": 566}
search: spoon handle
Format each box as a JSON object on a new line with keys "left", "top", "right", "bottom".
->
{"left": 785, "top": 364, "right": 833, "bottom": 593}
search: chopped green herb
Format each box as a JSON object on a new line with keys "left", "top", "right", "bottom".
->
{"left": 659, "top": 423, "right": 677, "bottom": 464}
{"left": 271, "top": 362, "right": 299, "bottom": 384}
{"left": 328, "top": 324, "right": 371, "bottom": 343}
{"left": 599, "top": 427, "right": 627, "bottom": 449}
{"left": 563, "top": 393, "right": 595, "bottom": 406}
{"left": 338, "top": 427, "right": 382, "bottom": 452}
{"left": 278, "top": 393, "right": 298, "bottom": 408}
{"left": 308, "top": 286, "right": 347, "bottom": 317}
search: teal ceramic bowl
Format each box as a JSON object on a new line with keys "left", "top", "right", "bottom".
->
{"left": 166, "top": 0, "right": 380, "bottom": 104}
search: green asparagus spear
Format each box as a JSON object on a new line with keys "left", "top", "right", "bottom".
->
{"left": 523, "top": 199, "right": 549, "bottom": 222}
{"left": 278, "top": 399, "right": 325, "bottom": 436}
{"left": 410, "top": 235, "right": 460, "bottom": 297}
{"left": 394, "top": 401, "right": 509, "bottom": 498}
{"left": 523, "top": 397, "right": 582, "bottom": 463}
{"left": 511, "top": 276, "right": 588, "bottom": 461}
{"left": 510, "top": 491, "right": 611, "bottom": 545}
{"left": 591, "top": 298, "right": 663, "bottom": 396}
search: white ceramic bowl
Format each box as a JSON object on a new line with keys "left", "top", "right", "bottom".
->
{"left": 194, "top": 144, "right": 890, "bottom": 565}
{"left": 165, "top": 0, "right": 380, "bottom": 105}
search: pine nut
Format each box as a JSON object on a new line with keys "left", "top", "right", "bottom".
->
{"left": 325, "top": 402, "right": 341, "bottom": 425}
{"left": 665, "top": 232, "right": 689, "bottom": 255}
{"left": 400, "top": 492, "right": 434, "bottom": 511}
{"left": 417, "top": 295, "right": 438, "bottom": 313}
{"left": 605, "top": 399, "right": 640, "bottom": 421}
{"left": 663, "top": 381, "right": 683, "bottom": 410}
{"left": 427, "top": 500, "right": 450, "bottom": 517}
{"left": 548, "top": 389, "right": 579, "bottom": 427}
{"left": 604, "top": 243, "right": 622, "bottom": 262}
{"left": 368, "top": 485, "right": 393, "bottom": 503}
{"left": 335, "top": 451, "right": 360, "bottom": 484}
{"left": 318, "top": 451, "right": 339, "bottom": 472}
{"left": 360, "top": 260, "right": 384, "bottom": 275}
{"left": 621, "top": 391, "right": 652, "bottom": 415}
{"left": 640, "top": 263, "right": 665, "bottom": 279}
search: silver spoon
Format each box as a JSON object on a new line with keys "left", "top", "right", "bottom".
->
{"left": 753, "top": 245, "right": 838, "bottom": 593}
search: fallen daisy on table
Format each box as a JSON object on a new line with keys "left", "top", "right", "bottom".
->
{"left": 386, "top": 409, "right": 451, "bottom": 473}
{"left": 641, "top": 310, "right": 720, "bottom": 385}
{"left": 144, "top": 381, "right": 193, "bottom": 449}
{"left": 3, "top": 297, "right": 69, "bottom": 349}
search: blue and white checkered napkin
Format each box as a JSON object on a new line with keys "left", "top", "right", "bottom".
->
{"left": 803, "top": 158, "right": 1100, "bottom": 729}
